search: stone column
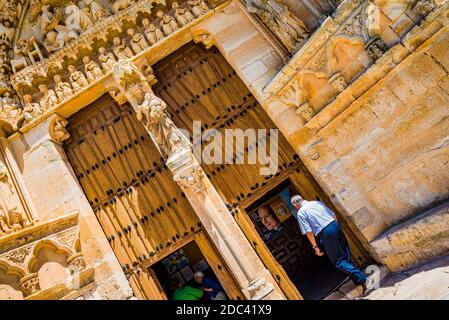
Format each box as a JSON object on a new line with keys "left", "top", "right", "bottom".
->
{"left": 7, "top": 114, "right": 134, "bottom": 300}
{"left": 108, "top": 59, "right": 285, "bottom": 300}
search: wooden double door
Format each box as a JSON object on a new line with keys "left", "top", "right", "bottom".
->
{"left": 151, "top": 43, "right": 371, "bottom": 299}
{"left": 65, "top": 42, "right": 371, "bottom": 300}
{"left": 64, "top": 94, "right": 242, "bottom": 300}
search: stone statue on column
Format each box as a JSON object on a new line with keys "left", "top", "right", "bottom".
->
{"left": 112, "top": 59, "right": 190, "bottom": 159}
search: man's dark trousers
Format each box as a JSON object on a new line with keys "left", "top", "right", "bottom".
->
{"left": 317, "top": 220, "right": 367, "bottom": 285}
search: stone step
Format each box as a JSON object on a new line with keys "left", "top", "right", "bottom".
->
{"left": 370, "top": 201, "right": 449, "bottom": 271}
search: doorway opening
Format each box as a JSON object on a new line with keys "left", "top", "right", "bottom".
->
{"left": 246, "top": 179, "right": 348, "bottom": 300}
{"left": 150, "top": 240, "right": 229, "bottom": 300}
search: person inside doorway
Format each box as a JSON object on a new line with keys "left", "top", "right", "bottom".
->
{"left": 290, "top": 195, "right": 373, "bottom": 295}
{"left": 170, "top": 278, "right": 204, "bottom": 300}
{"left": 193, "top": 271, "right": 227, "bottom": 300}
{"left": 257, "top": 206, "right": 285, "bottom": 240}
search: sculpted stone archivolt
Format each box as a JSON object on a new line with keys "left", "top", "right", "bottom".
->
{"left": 38, "top": 84, "right": 58, "bottom": 110}
{"left": 7, "top": 1, "right": 218, "bottom": 129}
{"left": 247, "top": 0, "right": 309, "bottom": 53}
{"left": 83, "top": 56, "right": 104, "bottom": 83}
{"left": 22, "top": 94, "right": 42, "bottom": 125}
{"left": 188, "top": 0, "right": 210, "bottom": 18}
{"left": 172, "top": 1, "right": 195, "bottom": 27}
{"left": 157, "top": 10, "right": 179, "bottom": 36}
{"left": 142, "top": 18, "right": 164, "bottom": 45}
{"left": 127, "top": 28, "right": 148, "bottom": 54}
{"left": 54, "top": 74, "right": 73, "bottom": 102}
{"left": 68, "top": 64, "right": 89, "bottom": 92}
{"left": 98, "top": 46, "right": 117, "bottom": 72}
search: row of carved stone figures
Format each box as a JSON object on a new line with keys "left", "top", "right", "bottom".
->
{"left": 20, "top": 1, "right": 211, "bottom": 126}
{"left": 22, "top": 0, "right": 210, "bottom": 60}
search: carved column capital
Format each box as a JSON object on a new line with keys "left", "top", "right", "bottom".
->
{"left": 296, "top": 102, "right": 315, "bottom": 122}
{"left": 67, "top": 252, "right": 87, "bottom": 275}
{"left": 166, "top": 148, "right": 205, "bottom": 193}
{"left": 329, "top": 72, "right": 348, "bottom": 93}
{"left": 19, "top": 273, "right": 40, "bottom": 297}
{"left": 365, "top": 36, "right": 388, "bottom": 61}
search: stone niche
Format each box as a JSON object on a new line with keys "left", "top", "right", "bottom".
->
{"left": 0, "top": 211, "right": 94, "bottom": 300}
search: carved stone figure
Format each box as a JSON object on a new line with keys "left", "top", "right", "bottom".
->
{"left": 22, "top": 94, "right": 43, "bottom": 125}
{"left": 0, "top": 0, "right": 18, "bottom": 27}
{"left": 0, "top": 163, "right": 30, "bottom": 236}
{"left": 84, "top": 0, "right": 110, "bottom": 22}
{"left": 98, "top": 47, "right": 117, "bottom": 72}
{"left": 156, "top": 11, "right": 179, "bottom": 36}
{"left": 43, "top": 21, "right": 78, "bottom": 54}
{"left": 83, "top": 56, "right": 103, "bottom": 82}
{"left": 39, "top": 5, "right": 63, "bottom": 39}
{"left": 137, "top": 93, "right": 188, "bottom": 157}
{"left": 50, "top": 118, "right": 70, "bottom": 144}
{"left": 65, "top": 4, "right": 94, "bottom": 33}
{"left": 127, "top": 28, "right": 148, "bottom": 54}
{"left": 188, "top": 0, "right": 210, "bottom": 18}
{"left": 13, "top": 39, "right": 29, "bottom": 61}
{"left": 172, "top": 1, "right": 195, "bottom": 27}
{"left": 68, "top": 65, "right": 89, "bottom": 92}
{"left": 43, "top": 30, "right": 64, "bottom": 53}
{"left": 0, "top": 91, "right": 22, "bottom": 130}
{"left": 111, "top": 0, "right": 135, "bottom": 13}
{"left": 113, "top": 37, "right": 134, "bottom": 59}
{"left": 142, "top": 18, "right": 164, "bottom": 45}
{"left": 39, "top": 84, "right": 58, "bottom": 110}
{"left": 54, "top": 74, "right": 73, "bottom": 101}
{"left": 247, "top": 0, "right": 309, "bottom": 53}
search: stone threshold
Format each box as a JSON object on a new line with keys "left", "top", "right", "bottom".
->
{"left": 324, "top": 264, "right": 389, "bottom": 300}
{"left": 370, "top": 201, "right": 449, "bottom": 272}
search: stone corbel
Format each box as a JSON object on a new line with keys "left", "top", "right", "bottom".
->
{"left": 365, "top": 36, "right": 388, "bottom": 61}
{"left": 296, "top": 102, "right": 315, "bottom": 122}
{"left": 329, "top": 72, "right": 348, "bottom": 93}
{"left": 49, "top": 115, "right": 70, "bottom": 145}
{"left": 166, "top": 148, "right": 205, "bottom": 193}
{"left": 191, "top": 29, "right": 216, "bottom": 50}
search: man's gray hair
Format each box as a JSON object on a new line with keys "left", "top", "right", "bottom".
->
{"left": 291, "top": 195, "right": 304, "bottom": 206}
{"left": 194, "top": 271, "right": 204, "bottom": 278}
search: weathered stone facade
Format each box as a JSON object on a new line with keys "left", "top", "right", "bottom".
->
{"left": 0, "top": 0, "right": 448, "bottom": 300}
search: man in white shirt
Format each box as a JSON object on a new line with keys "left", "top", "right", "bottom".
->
{"left": 291, "top": 195, "right": 371, "bottom": 294}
